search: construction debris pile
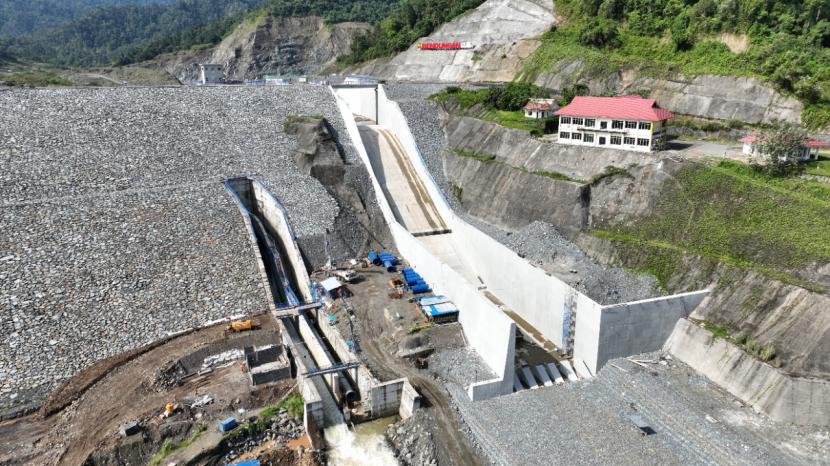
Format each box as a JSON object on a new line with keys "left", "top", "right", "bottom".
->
{"left": 220, "top": 407, "right": 305, "bottom": 465}
{"left": 386, "top": 409, "right": 439, "bottom": 466}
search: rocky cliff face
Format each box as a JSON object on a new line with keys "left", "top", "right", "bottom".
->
{"left": 444, "top": 153, "right": 589, "bottom": 235}
{"left": 151, "top": 15, "right": 370, "bottom": 83}
{"left": 444, "top": 114, "right": 650, "bottom": 180}
{"left": 353, "top": 0, "right": 554, "bottom": 82}
{"left": 532, "top": 58, "right": 803, "bottom": 125}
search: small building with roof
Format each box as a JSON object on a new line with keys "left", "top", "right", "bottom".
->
{"left": 197, "top": 64, "right": 223, "bottom": 85}
{"left": 554, "top": 95, "right": 674, "bottom": 152}
{"left": 523, "top": 98, "right": 558, "bottom": 119}
{"left": 739, "top": 134, "right": 827, "bottom": 161}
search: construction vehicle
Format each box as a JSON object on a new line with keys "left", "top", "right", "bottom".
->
{"left": 333, "top": 269, "right": 359, "bottom": 283}
{"left": 224, "top": 319, "right": 258, "bottom": 336}
{"left": 161, "top": 401, "right": 180, "bottom": 418}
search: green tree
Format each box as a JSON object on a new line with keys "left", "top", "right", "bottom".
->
{"left": 558, "top": 83, "right": 589, "bottom": 106}
{"left": 751, "top": 124, "right": 809, "bottom": 176}
{"left": 579, "top": 18, "right": 621, "bottom": 48}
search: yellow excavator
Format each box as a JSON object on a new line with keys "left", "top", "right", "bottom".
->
{"left": 223, "top": 319, "right": 258, "bottom": 336}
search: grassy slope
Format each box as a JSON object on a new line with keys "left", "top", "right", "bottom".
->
{"left": 430, "top": 89, "right": 553, "bottom": 133}
{"left": 593, "top": 160, "right": 830, "bottom": 290}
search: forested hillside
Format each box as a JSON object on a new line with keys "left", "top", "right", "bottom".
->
{"left": 521, "top": 0, "right": 830, "bottom": 128}
{"left": 2, "top": 0, "right": 268, "bottom": 67}
{"left": 1, "top": 0, "right": 401, "bottom": 68}
{"left": 116, "top": 0, "right": 400, "bottom": 65}
{"left": 0, "top": 0, "right": 168, "bottom": 37}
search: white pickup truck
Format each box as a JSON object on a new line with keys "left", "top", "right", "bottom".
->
{"left": 333, "top": 269, "right": 359, "bottom": 282}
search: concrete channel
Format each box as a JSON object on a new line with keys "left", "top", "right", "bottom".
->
{"left": 224, "top": 175, "right": 419, "bottom": 455}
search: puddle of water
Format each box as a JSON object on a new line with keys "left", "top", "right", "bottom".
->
{"left": 325, "top": 417, "right": 399, "bottom": 466}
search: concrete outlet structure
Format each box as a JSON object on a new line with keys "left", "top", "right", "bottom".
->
{"left": 245, "top": 344, "right": 291, "bottom": 386}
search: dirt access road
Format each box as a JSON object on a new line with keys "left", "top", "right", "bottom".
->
{"left": 340, "top": 269, "right": 485, "bottom": 466}
{"left": 0, "top": 320, "right": 281, "bottom": 466}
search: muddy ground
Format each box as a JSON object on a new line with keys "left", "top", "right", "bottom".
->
{"left": 0, "top": 318, "right": 315, "bottom": 466}
{"left": 324, "top": 263, "right": 488, "bottom": 466}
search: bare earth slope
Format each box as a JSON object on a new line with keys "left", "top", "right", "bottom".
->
{"left": 354, "top": 0, "right": 555, "bottom": 82}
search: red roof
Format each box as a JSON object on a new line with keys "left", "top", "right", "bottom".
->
{"left": 740, "top": 134, "right": 828, "bottom": 148}
{"left": 554, "top": 95, "right": 674, "bottom": 121}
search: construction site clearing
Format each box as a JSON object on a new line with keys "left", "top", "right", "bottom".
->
{"left": 0, "top": 251, "right": 495, "bottom": 466}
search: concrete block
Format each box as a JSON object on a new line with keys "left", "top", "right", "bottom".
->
{"left": 559, "top": 360, "right": 578, "bottom": 382}
{"left": 513, "top": 373, "right": 524, "bottom": 392}
{"left": 521, "top": 366, "right": 540, "bottom": 389}
{"left": 534, "top": 365, "right": 553, "bottom": 387}
{"left": 545, "top": 363, "right": 564, "bottom": 384}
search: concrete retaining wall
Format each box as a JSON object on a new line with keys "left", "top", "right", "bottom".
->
{"left": 334, "top": 86, "right": 516, "bottom": 400}
{"left": 252, "top": 181, "right": 314, "bottom": 302}
{"left": 334, "top": 84, "right": 709, "bottom": 393}
{"left": 590, "top": 291, "right": 709, "bottom": 373}
{"left": 333, "top": 86, "right": 377, "bottom": 122}
{"left": 278, "top": 319, "right": 325, "bottom": 429}
{"left": 175, "top": 330, "right": 278, "bottom": 374}
{"left": 308, "top": 305, "right": 419, "bottom": 418}
{"left": 665, "top": 319, "right": 830, "bottom": 427}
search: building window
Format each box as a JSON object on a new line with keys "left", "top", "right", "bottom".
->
{"left": 583, "top": 134, "right": 594, "bottom": 143}
{"left": 572, "top": 117, "right": 584, "bottom": 126}
{"left": 584, "top": 118, "right": 595, "bottom": 127}
{"left": 624, "top": 137, "right": 635, "bottom": 145}
{"left": 572, "top": 133, "right": 582, "bottom": 141}
{"left": 559, "top": 132, "right": 570, "bottom": 139}
{"left": 610, "top": 136, "right": 622, "bottom": 145}
{"left": 639, "top": 121, "right": 652, "bottom": 130}
{"left": 600, "top": 121, "right": 608, "bottom": 129}
{"left": 637, "top": 138, "right": 650, "bottom": 146}
{"left": 560, "top": 117, "right": 571, "bottom": 124}
{"left": 612, "top": 120, "right": 624, "bottom": 129}
{"left": 625, "top": 121, "right": 638, "bottom": 129}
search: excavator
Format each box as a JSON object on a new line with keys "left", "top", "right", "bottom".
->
{"left": 223, "top": 319, "right": 258, "bottom": 336}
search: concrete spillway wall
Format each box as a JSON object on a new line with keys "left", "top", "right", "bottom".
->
{"left": 225, "top": 177, "right": 314, "bottom": 304}
{"left": 665, "top": 319, "right": 830, "bottom": 427}
{"left": 333, "top": 84, "right": 709, "bottom": 386}
{"left": 333, "top": 85, "right": 516, "bottom": 400}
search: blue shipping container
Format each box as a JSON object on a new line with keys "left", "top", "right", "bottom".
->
{"left": 218, "top": 417, "right": 238, "bottom": 432}
{"left": 411, "top": 284, "right": 431, "bottom": 294}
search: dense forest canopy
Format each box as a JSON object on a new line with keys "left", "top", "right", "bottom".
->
{"left": 2, "top": 0, "right": 268, "bottom": 67}
{"left": 116, "top": 0, "right": 402, "bottom": 65}
{"left": 338, "top": 0, "right": 485, "bottom": 65}
{"left": 0, "top": 0, "right": 170, "bottom": 37}
{"left": 1, "top": 0, "right": 401, "bottom": 67}
{"left": 523, "top": 0, "right": 830, "bottom": 128}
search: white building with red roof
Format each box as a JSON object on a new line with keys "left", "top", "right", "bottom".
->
{"left": 523, "top": 98, "right": 558, "bottom": 119}
{"left": 554, "top": 95, "right": 674, "bottom": 152}
{"left": 739, "top": 134, "right": 827, "bottom": 161}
